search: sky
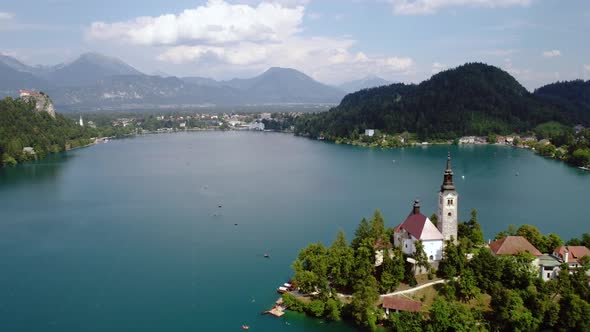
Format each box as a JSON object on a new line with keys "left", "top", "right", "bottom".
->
{"left": 0, "top": 0, "right": 589, "bottom": 90}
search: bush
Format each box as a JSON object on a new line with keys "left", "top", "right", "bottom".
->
{"left": 1, "top": 153, "right": 17, "bottom": 166}
{"left": 282, "top": 293, "right": 306, "bottom": 312}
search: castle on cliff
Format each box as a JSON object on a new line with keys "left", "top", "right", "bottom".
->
{"left": 19, "top": 90, "right": 56, "bottom": 118}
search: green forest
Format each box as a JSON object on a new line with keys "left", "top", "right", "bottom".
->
{"left": 0, "top": 97, "right": 129, "bottom": 166}
{"left": 294, "top": 63, "right": 590, "bottom": 141}
{"left": 285, "top": 210, "right": 590, "bottom": 331}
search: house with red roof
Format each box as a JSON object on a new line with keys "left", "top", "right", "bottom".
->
{"left": 382, "top": 296, "right": 422, "bottom": 315}
{"left": 488, "top": 236, "right": 543, "bottom": 257}
{"left": 393, "top": 200, "right": 444, "bottom": 262}
{"left": 552, "top": 246, "right": 590, "bottom": 269}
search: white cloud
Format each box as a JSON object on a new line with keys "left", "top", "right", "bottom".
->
{"left": 542, "top": 49, "right": 561, "bottom": 58}
{"left": 0, "top": 12, "right": 15, "bottom": 20}
{"left": 431, "top": 62, "right": 446, "bottom": 74}
{"left": 307, "top": 11, "right": 321, "bottom": 20}
{"left": 388, "top": 0, "right": 532, "bottom": 15}
{"left": 156, "top": 36, "right": 414, "bottom": 83}
{"left": 87, "top": 0, "right": 414, "bottom": 84}
{"left": 88, "top": 0, "right": 304, "bottom": 46}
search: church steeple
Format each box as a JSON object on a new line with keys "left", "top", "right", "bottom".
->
{"left": 441, "top": 152, "right": 455, "bottom": 192}
{"left": 437, "top": 152, "right": 458, "bottom": 244}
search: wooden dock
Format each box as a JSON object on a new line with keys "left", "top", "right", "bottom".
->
{"left": 262, "top": 298, "right": 286, "bottom": 317}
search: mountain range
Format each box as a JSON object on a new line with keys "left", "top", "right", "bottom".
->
{"left": 0, "top": 52, "right": 386, "bottom": 111}
{"left": 337, "top": 75, "right": 392, "bottom": 93}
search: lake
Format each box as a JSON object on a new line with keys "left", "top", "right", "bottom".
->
{"left": 0, "top": 131, "right": 588, "bottom": 331}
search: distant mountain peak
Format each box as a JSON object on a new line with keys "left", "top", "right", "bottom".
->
{"left": 338, "top": 75, "right": 392, "bottom": 93}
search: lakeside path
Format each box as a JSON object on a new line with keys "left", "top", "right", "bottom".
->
{"left": 336, "top": 279, "right": 449, "bottom": 299}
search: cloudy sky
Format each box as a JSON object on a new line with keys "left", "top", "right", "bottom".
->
{"left": 0, "top": 0, "right": 588, "bottom": 89}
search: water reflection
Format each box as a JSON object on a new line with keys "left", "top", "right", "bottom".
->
{"left": 0, "top": 152, "right": 74, "bottom": 187}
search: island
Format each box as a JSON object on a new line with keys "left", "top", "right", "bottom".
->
{"left": 279, "top": 154, "right": 590, "bottom": 331}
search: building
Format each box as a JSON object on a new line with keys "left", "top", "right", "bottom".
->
{"left": 382, "top": 297, "right": 422, "bottom": 315}
{"left": 537, "top": 254, "right": 561, "bottom": 281}
{"left": 394, "top": 200, "right": 444, "bottom": 262}
{"left": 488, "top": 236, "right": 543, "bottom": 257}
{"left": 365, "top": 129, "right": 375, "bottom": 137}
{"left": 391, "top": 153, "right": 460, "bottom": 266}
{"left": 459, "top": 136, "right": 475, "bottom": 144}
{"left": 248, "top": 122, "right": 265, "bottom": 131}
{"left": 437, "top": 152, "right": 458, "bottom": 244}
{"left": 552, "top": 246, "right": 590, "bottom": 269}
{"left": 19, "top": 90, "right": 56, "bottom": 118}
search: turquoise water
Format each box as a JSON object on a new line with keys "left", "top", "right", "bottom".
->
{"left": 0, "top": 131, "right": 588, "bottom": 331}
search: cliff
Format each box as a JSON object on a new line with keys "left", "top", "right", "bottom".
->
{"left": 19, "top": 90, "right": 56, "bottom": 118}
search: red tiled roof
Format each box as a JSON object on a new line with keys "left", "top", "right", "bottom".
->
{"left": 554, "top": 246, "right": 590, "bottom": 264}
{"left": 489, "top": 236, "right": 542, "bottom": 256}
{"left": 394, "top": 212, "right": 443, "bottom": 241}
{"left": 382, "top": 297, "right": 422, "bottom": 312}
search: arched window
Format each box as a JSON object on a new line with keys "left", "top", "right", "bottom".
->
{"left": 429, "top": 255, "right": 434, "bottom": 261}
{"left": 448, "top": 212, "right": 452, "bottom": 217}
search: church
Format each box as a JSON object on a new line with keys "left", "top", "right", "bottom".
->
{"left": 393, "top": 153, "right": 459, "bottom": 263}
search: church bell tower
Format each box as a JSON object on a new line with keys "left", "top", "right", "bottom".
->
{"left": 437, "top": 152, "right": 458, "bottom": 243}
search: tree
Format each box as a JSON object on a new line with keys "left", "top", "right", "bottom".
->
{"left": 324, "top": 298, "right": 342, "bottom": 321}
{"left": 308, "top": 299, "right": 325, "bottom": 317}
{"left": 430, "top": 213, "right": 438, "bottom": 227}
{"left": 413, "top": 240, "right": 430, "bottom": 273}
{"left": 558, "top": 293, "right": 590, "bottom": 331}
{"left": 439, "top": 237, "right": 466, "bottom": 278}
{"left": 545, "top": 233, "right": 563, "bottom": 252}
{"left": 350, "top": 275, "right": 380, "bottom": 330}
{"left": 292, "top": 242, "right": 329, "bottom": 294}
{"left": 456, "top": 269, "right": 480, "bottom": 302}
{"left": 327, "top": 230, "right": 354, "bottom": 289}
{"left": 458, "top": 209, "right": 484, "bottom": 249}
{"left": 468, "top": 249, "right": 501, "bottom": 292}
{"left": 388, "top": 311, "right": 424, "bottom": 332}
{"left": 369, "top": 210, "right": 386, "bottom": 242}
{"left": 495, "top": 224, "right": 517, "bottom": 239}
{"left": 426, "top": 297, "right": 482, "bottom": 332}
{"left": 490, "top": 288, "right": 538, "bottom": 332}
{"left": 353, "top": 238, "right": 376, "bottom": 282}
{"left": 537, "top": 143, "right": 556, "bottom": 157}
{"left": 570, "top": 148, "right": 590, "bottom": 167}
{"left": 352, "top": 217, "right": 371, "bottom": 250}
{"left": 516, "top": 224, "right": 548, "bottom": 252}
{"left": 499, "top": 253, "right": 536, "bottom": 290}
{"left": 380, "top": 247, "right": 405, "bottom": 293}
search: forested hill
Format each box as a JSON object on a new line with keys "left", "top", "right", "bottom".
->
{"left": 0, "top": 97, "right": 94, "bottom": 166}
{"left": 294, "top": 63, "right": 586, "bottom": 140}
{"left": 534, "top": 79, "right": 590, "bottom": 125}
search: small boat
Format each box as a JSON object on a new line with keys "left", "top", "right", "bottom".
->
{"left": 264, "top": 253, "right": 270, "bottom": 258}
{"left": 241, "top": 325, "right": 250, "bottom": 330}
{"left": 277, "top": 286, "right": 289, "bottom": 294}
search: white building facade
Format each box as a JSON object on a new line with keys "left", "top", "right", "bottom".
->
{"left": 394, "top": 200, "right": 444, "bottom": 262}
{"left": 437, "top": 152, "right": 458, "bottom": 243}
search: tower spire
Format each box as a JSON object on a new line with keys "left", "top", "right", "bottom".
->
{"left": 441, "top": 151, "right": 455, "bottom": 191}
{"left": 446, "top": 151, "right": 451, "bottom": 171}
